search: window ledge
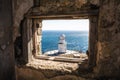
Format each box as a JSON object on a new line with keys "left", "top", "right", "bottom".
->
{"left": 26, "top": 54, "right": 88, "bottom": 74}
{"left": 27, "top": 58, "right": 79, "bottom": 73}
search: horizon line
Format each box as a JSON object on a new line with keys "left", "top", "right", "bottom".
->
{"left": 42, "top": 30, "right": 89, "bottom": 31}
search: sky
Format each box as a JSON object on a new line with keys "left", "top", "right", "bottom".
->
{"left": 42, "top": 19, "right": 89, "bottom": 31}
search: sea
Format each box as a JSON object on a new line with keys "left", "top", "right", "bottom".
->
{"left": 42, "top": 30, "right": 89, "bottom": 53}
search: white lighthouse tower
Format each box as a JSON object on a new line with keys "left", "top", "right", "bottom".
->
{"left": 58, "top": 34, "right": 67, "bottom": 53}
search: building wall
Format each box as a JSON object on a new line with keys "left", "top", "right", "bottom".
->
{"left": 0, "top": 0, "right": 120, "bottom": 80}
{"left": 95, "top": 0, "right": 120, "bottom": 78}
{"left": 13, "top": 0, "right": 33, "bottom": 40}
{"left": 0, "top": 0, "right": 15, "bottom": 80}
{"left": 13, "top": 0, "right": 34, "bottom": 64}
{"left": 12, "top": 0, "right": 120, "bottom": 79}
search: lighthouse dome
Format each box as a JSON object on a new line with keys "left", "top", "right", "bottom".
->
{"left": 60, "top": 34, "right": 65, "bottom": 40}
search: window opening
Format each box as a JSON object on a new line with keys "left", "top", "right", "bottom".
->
{"left": 41, "top": 19, "right": 89, "bottom": 59}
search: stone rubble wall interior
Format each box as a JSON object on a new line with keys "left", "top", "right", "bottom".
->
{"left": 16, "top": 66, "right": 88, "bottom": 80}
{"left": 30, "top": 0, "right": 99, "bottom": 67}
{"left": 18, "top": 0, "right": 120, "bottom": 79}
{"left": 13, "top": 0, "right": 33, "bottom": 41}
{"left": 0, "top": 0, "right": 120, "bottom": 80}
{"left": 37, "top": 0, "right": 88, "bottom": 15}
{"left": 13, "top": 0, "right": 34, "bottom": 64}
{"left": 22, "top": 19, "right": 33, "bottom": 63}
{"left": 30, "top": 0, "right": 100, "bottom": 17}
{"left": 32, "top": 19, "right": 42, "bottom": 56}
{"left": 88, "top": 16, "right": 98, "bottom": 66}
{"left": 94, "top": 0, "right": 120, "bottom": 77}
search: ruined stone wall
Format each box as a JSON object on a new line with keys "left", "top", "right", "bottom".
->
{"left": 89, "top": 0, "right": 99, "bottom": 6}
{"left": 0, "top": 0, "right": 15, "bottom": 80}
{"left": 14, "top": 0, "right": 120, "bottom": 79}
{"left": 16, "top": 67, "right": 86, "bottom": 80}
{"left": 94, "top": 0, "right": 120, "bottom": 78}
{"left": 0, "top": 0, "right": 120, "bottom": 80}
{"left": 13, "top": 0, "right": 33, "bottom": 40}
{"left": 16, "top": 61, "right": 88, "bottom": 80}
{"left": 32, "top": 0, "right": 88, "bottom": 15}
{"left": 0, "top": 0, "right": 34, "bottom": 79}
{"left": 13, "top": 0, "right": 34, "bottom": 64}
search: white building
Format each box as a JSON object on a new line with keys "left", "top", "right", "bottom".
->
{"left": 58, "top": 34, "right": 67, "bottom": 53}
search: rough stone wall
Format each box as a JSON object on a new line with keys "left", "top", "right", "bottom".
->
{"left": 0, "top": 0, "right": 34, "bottom": 79}
{"left": 32, "top": 19, "right": 42, "bottom": 55}
{"left": 0, "top": 0, "right": 15, "bottom": 80}
{"left": 16, "top": 65, "right": 87, "bottom": 80}
{"left": 14, "top": 0, "right": 120, "bottom": 79}
{"left": 89, "top": 0, "right": 100, "bottom": 6}
{"left": 88, "top": 16, "right": 98, "bottom": 66}
{"left": 32, "top": 0, "right": 88, "bottom": 15}
{"left": 94, "top": 0, "right": 120, "bottom": 78}
{"left": 13, "top": 0, "right": 33, "bottom": 40}
{"left": 0, "top": 0, "right": 120, "bottom": 80}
